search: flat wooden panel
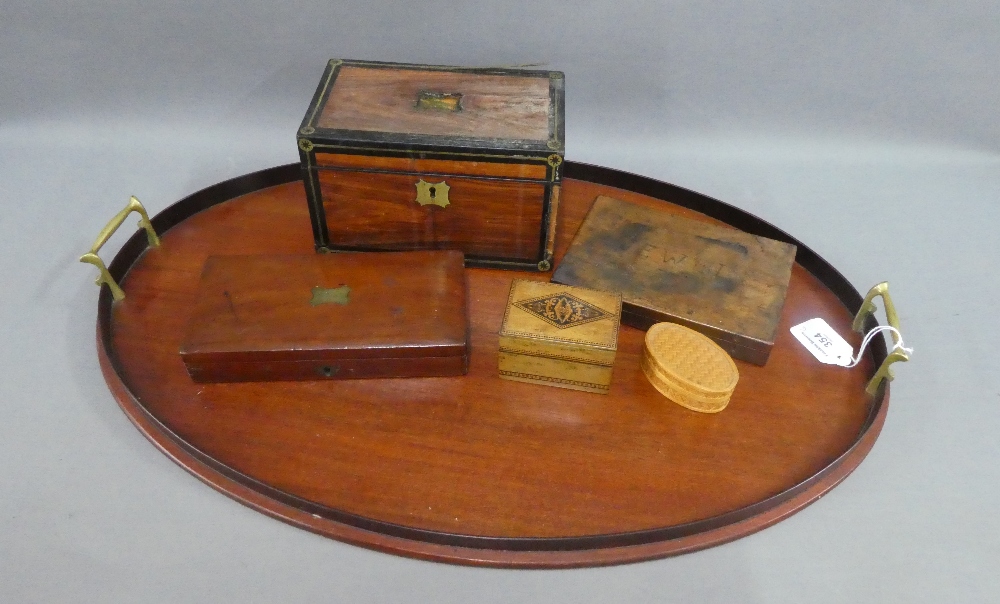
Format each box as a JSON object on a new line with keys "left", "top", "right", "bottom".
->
{"left": 179, "top": 251, "right": 468, "bottom": 382}
{"left": 553, "top": 195, "right": 797, "bottom": 365}
{"left": 315, "top": 152, "right": 549, "bottom": 180}
{"left": 97, "top": 164, "right": 884, "bottom": 567}
{"left": 319, "top": 169, "right": 546, "bottom": 261}
{"left": 181, "top": 252, "right": 468, "bottom": 360}
{"left": 317, "top": 66, "right": 551, "bottom": 141}
{"left": 185, "top": 355, "right": 469, "bottom": 384}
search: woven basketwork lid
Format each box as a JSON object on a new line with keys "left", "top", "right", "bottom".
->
{"left": 643, "top": 322, "right": 739, "bottom": 397}
{"left": 640, "top": 354, "right": 732, "bottom": 413}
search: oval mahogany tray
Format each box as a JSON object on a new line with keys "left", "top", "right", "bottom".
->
{"left": 95, "top": 162, "right": 889, "bottom": 568}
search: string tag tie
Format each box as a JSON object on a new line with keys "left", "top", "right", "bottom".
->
{"left": 790, "top": 318, "right": 913, "bottom": 367}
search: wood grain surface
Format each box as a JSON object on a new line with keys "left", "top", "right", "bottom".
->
{"left": 97, "top": 167, "right": 884, "bottom": 567}
{"left": 552, "top": 195, "right": 797, "bottom": 365}
{"left": 314, "top": 152, "right": 549, "bottom": 180}
{"left": 317, "top": 65, "right": 551, "bottom": 141}
{"left": 179, "top": 251, "right": 469, "bottom": 383}
{"left": 319, "top": 169, "right": 546, "bottom": 261}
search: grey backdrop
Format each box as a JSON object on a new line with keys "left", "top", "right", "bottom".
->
{"left": 3, "top": 1, "right": 998, "bottom": 602}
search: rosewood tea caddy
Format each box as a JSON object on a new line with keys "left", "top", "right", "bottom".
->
{"left": 297, "top": 59, "right": 566, "bottom": 271}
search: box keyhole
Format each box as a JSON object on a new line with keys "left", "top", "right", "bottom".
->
{"left": 318, "top": 365, "right": 339, "bottom": 377}
{"left": 414, "top": 179, "right": 450, "bottom": 208}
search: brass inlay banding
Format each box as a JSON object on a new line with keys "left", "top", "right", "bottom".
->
{"left": 309, "top": 142, "right": 549, "bottom": 162}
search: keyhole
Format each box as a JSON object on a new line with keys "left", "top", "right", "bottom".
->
{"left": 428, "top": 186, "right": 436, "bottom": 198}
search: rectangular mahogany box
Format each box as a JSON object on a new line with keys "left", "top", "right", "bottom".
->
{"left": 552, "top": 196, "right": 796, "bottom": 365}
{"left": 297, "top": 59, "right": 565, "bottom": 272}
{"left": 179, "top": 251, "right": 469, "bottom": 383}
{"left": 498, "top": 279, "right": 622, "bottom": 394}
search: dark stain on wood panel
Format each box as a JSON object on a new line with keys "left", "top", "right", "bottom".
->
{"left": 553, "top": 196, "right": 797, "bottom": 365}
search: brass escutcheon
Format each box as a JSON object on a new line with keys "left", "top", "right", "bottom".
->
{"left": 415, "top": 179, "right": 451, "bottom": 208}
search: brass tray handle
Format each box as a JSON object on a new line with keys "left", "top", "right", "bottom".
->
{"left": 79, "top": 196, "right": 160, "bottom": 301}
{"left": 852, "top": 281, "right": 910, "bottom": 395}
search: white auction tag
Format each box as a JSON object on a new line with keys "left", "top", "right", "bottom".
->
{"left": 790, "top": 318, "right": 854, "bottom": 366}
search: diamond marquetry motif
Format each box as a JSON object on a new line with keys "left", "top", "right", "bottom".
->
{"left": 514, "top": 292, "right": 611, "bottom": 329}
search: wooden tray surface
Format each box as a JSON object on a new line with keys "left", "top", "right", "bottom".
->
{"left": 96, "top": 162, "right": 888, "bottom": 568}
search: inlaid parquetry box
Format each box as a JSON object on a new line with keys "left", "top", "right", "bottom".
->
{"left": 498, "top": 279, "right": 622, "bottom": 394}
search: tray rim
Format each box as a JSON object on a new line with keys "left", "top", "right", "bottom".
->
{"left": 96, "top": 161, "right": 890, "bottom": 568}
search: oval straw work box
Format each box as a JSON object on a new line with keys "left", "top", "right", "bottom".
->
{"left": 641, "top": 322, "right": 740, "bottom": 413}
